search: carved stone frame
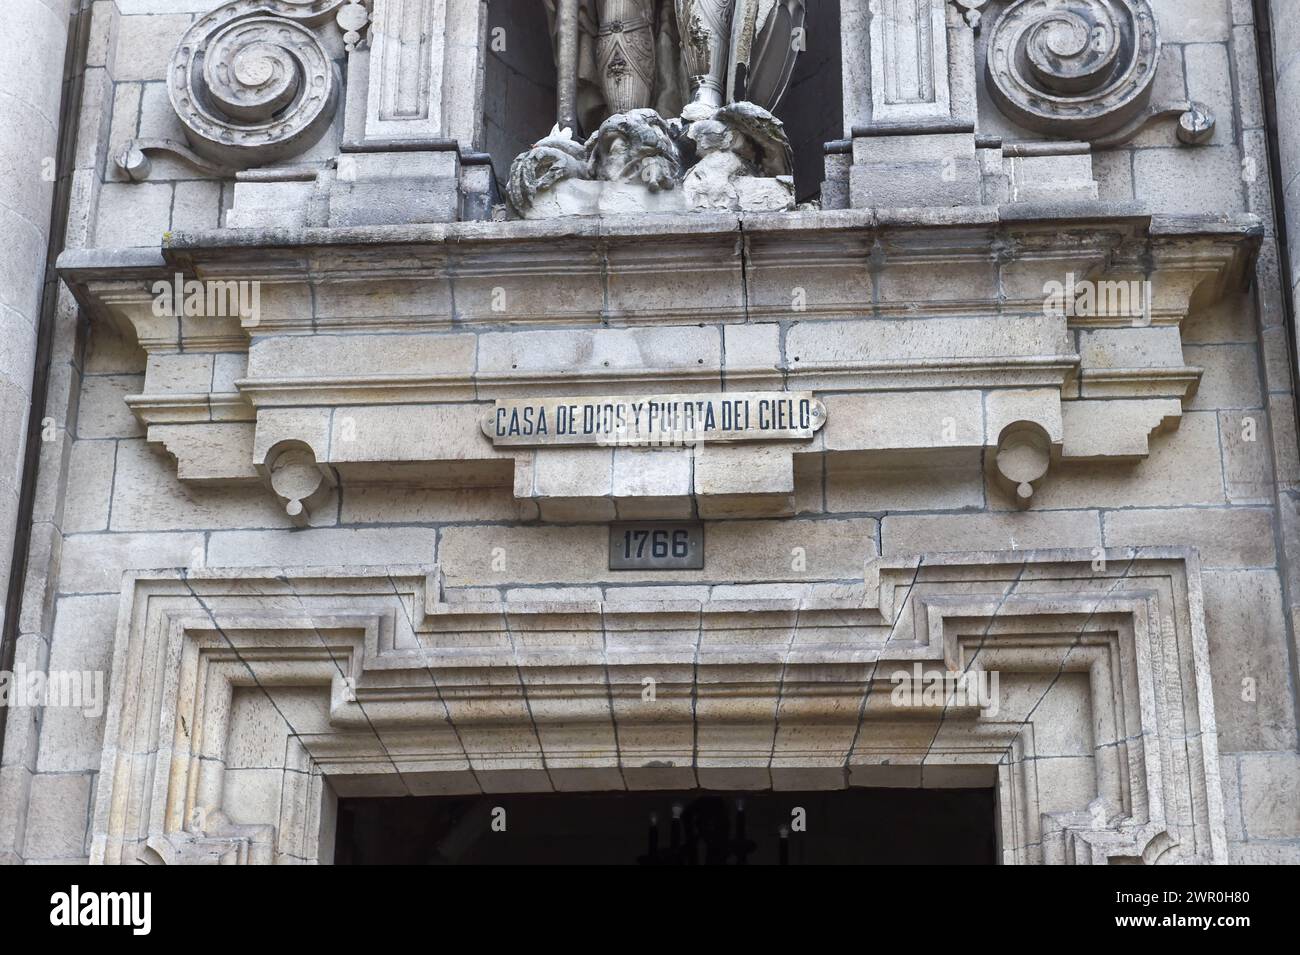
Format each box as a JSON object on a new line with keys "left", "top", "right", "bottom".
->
{"left": 90, "top": 548, "right": 1226, "bottom": 864}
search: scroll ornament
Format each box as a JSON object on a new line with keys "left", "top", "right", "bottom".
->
{"left": 117, "top": 0, "right": 368, "bottom": 180}
{"left": 986, "top": 0, "right": 1215, "bottom": 147}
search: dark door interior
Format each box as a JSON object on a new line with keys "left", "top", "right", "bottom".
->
{"left": 334, "top": 787, "right": 997, "bottom": 865}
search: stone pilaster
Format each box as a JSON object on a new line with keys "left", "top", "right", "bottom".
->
{"left": 0, "top": 0, "right": 72, "bottom": 865}
{"left": 0, "top": 1, "right": 70, "bottom": 642}
{"left": 1270, "top": 5, "right": 1300, "bottom": 326}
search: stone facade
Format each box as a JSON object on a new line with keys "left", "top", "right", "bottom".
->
{"left": 0, "top": 0, "right": 1298, "bottom": 864}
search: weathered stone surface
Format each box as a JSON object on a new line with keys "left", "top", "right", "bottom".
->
{"left": 35, "top": 594, "right": 119, "bottom": 774}
{"left": 827, "top": 449, "right": 983, "bottom": 512}
{"left": 3, "top": 0, "right": 1293, "bottom": 867}
{"left": 21, "top": 773, "right": 91, "bottom": 861}
{"left": 77, "top": 374, "right": 144, "bottom": 439}
{"left": 1103, "top": 507, "right": 1276, "bottom": 569}
{"left": 882, "top": 511, "right": 1102, "bottom": 555}
{"left": 109, "top": 439, "right": 290, "bottom": 531}
{"left": 60, "top": 531, "right": 206, "bottom": 594}
{"left": 823, "top": 391, "right": 983, "bottom": 451}
{"left": 1219, "top": 409, "right": 1275, "bottom": 505}
{"left": 1238, "top": 753, "right": 1300, "bottom": 838}
{"left": 1201, "top": 571, "right": 1298, "bottom": 753}
{"left": 207, "top": 527, "right": 438, "bottom": 569}
{"left": 61, "top": 440, "right": 115, "bottom": 533}
{"left": 1033, "top": 412, "right": 1228, "bottom": 508}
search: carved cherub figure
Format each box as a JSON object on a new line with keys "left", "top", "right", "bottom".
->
{"left": 586, "top": 108, "right": 683, "bottom": 192}
{"left": 681, "top": 101, "right": 793, "bottom": 210}
{"left": 507, "top": 125, "right": 591, "bottom": 213}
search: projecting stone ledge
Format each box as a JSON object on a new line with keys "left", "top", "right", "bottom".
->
{"left": 56, "top": 210, "right": 1261, "bottom": 519}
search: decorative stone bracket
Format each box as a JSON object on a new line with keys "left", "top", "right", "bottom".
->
{"left": 58, "top": 210, "right": 1260, "bottom": 521}
{"left": 89, "top": 547, "right": 1225, "bottom": 864}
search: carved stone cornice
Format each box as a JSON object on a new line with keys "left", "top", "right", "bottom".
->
{"left": 57, "top": 210, "right": 1260, "bottom": 519}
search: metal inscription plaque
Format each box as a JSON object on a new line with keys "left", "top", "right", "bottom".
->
{"left": 609, "top": 523, "right": 704, "bottom": 570}
{"left": 483, "top": 392, "right": 827, "bottom": 448}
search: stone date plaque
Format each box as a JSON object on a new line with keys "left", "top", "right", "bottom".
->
{"left": 609, "top": 523, "right": 704, "bottom": 570}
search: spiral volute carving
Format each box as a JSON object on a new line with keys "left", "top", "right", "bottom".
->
{"left": 986, "top": 0, "right": 1160, "bottom": 140}
{"left": 169, "top": 0, "right": 343, "bottom": 168}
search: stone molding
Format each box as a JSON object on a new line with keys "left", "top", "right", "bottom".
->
{"left": 57, "top": 210, "right": 1260, "bottom": 519}
{"left": 89, "top": 547, "right": 1225, "bottom": 864}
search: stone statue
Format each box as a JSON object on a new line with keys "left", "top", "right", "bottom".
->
{"left": 543, "top": 0, "right": 804, "bottom": 133}
{"left": 681, "top": 101, "right": 793, "bottom": 210}
{"left": 589, "top": 108, "right": 683, "bottom": 190}
{"left": 507, "top": 125, "right": 591, "bottom": 214}
{"left": 517, "top": 0, "right": 805, "bottom": 218}
{"left": 595, "top": 0, "right": 661, "bottom": 115}
{"left": 544, "top": 0, "right": 684, "bottom": 135}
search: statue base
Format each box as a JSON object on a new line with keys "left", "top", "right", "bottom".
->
{"left": 509, "top": 103, "right": 797, "bottom": 220}
{"left": 519, "top": 177, "right": 795, "bottom": 219}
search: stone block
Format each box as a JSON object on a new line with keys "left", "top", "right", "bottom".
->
{"left": 144, "top": 352, "right": 213, "bottom": 395}
{"left": 1239, "top": 752, "right": 1300, "bottom": 838}
{"left": 1036, "top": 411, "right": 1226, "bottom": 508}
{"left": 788, "top": 316, "right": 1067, "bottom": 367}
{"left": 192, "top": 350, "right": 236, "bottom": 395}
{"left": 1184, "top": 344, "right": 1263, "bottom": 410}
{"left": 1219, "top": 410, "right": 1274, "bottom": 505}
{"left": 1103, "top": 507, "right": 1275, "bottom": 569}
{"left": 1152, "top": 0, "right": 1230, "bottom": 42}
{"left": 35, "top": 594, "right": 119, "bottom": 774}
{"left": 1132, "top": 146, "right": 1246, "bottom": 216}
{"left": 529, "top": 448, "right": 612, "bottom": 499}
{"left": 823, "top": 391, "right": 983, "bottom": 451}
{"left": 109, "top": 439, "right": 289, "bottom": 531}
{"left": 21, "top": 773, "right": 91, "bottom": 861}
{"left": 329, "top": 151, "right": 460, "bottom": 226}
{"left": 1185, "top": 42, "right": 1235, "bottom": 147}
{"left": 723, "top": 323, "right": 782, "bottom": 381}
{"left": 93, "top": 182, "right": 172, "bottom": 247}
{"left": 206, "top": 526, "right": 438, "bottom": 568}
{"left": 60, "top": 530, "right": 205, "bottom": 594}
{"left": 610, "top": 447, "right": 693, "bottom": 518}
{"left": 61, "top": 439, "right": 115, "bottom": 533}
{"left": 113, "top": 12, "right": 190, "bottom": 81}
{"left": 226, "top": 181, "right": 317, "bottom": 230}
{"left": 341, "top": 486, "right": 538, "bottom": 524}
{"left": 985, "top": 389, "right": 1064, "bottom": 446}
{"left": 694, "top": 445, "right": 793, "bottom": 497}
{"left": 1078, "top": 327, "right": 1183, "bottom": 368}
{"left": 1006, "top": 153, "right": 1098, "bottom": 203}
{"left": 827, "top": 448, "right": 983, "bottom": 512}
{"left": 882, "top": 510, "right": 1102, "bottom": 555}
{"left": 1201, "top": 571, "right": 1297, "bottom": 753}
{"left": 477, "top": 325, "right": 721, "bottom": 383}
{"left": 77, "top": 374, "right": 143, "bottom": 439}
{"left": 248, "top": 332, "right": 476, "bottom": 383}
{"left": 1060, "top": 399, "right": 1182, "bottom": 460}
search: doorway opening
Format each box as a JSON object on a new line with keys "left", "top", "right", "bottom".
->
{"left": 334, "top": 787, "right": 997, "bottom": 864}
